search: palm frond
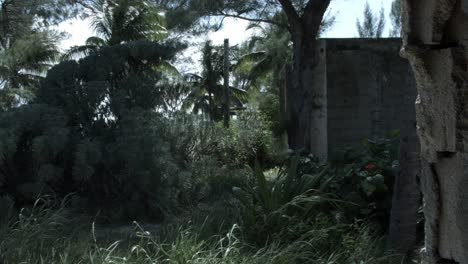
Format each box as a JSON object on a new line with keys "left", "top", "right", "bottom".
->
{"left": 213, "top": 84, "right": 248, "bottom": 105}
{"left": 85, "top": 36, "right": 106, "bottom": 47}
{"left": 229, "top": 86, "right": 247, "bottom": 97}
{"left": 232, "top": 51, "right": 266, "bottom": 71}
{"left": 182, "top": 85, "right": 209, "bottom": 113}
{"left": 184, "top": 73, "right": 203, "bottom": 82}
{"left": 248, "top": 56, "right": 273, "bottom": 82}
{"left": 156, "top": 61, "right": 181, "bottom": 78}
{"left": 248, "top": 36, "right": 267, "bottom": 49}
{"left": 0, "top": 30, "right": 60, "bottom": 100}
{"left": 246, "top": 22, "right": 265, "bottom": 31}
{"left": 61, "top": 45, "right": 99, "bottom": 61}
{"left": 91, "top": 18, "right": 113, "bottom": 41}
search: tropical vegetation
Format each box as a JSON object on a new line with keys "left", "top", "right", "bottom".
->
{"left": 0, "top": 0, "right": 428, "bottom": 263}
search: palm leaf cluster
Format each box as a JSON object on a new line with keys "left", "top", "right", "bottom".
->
{"left": 0, "top": 1, "right": 65, "bottom": 111}
{"left": 235, "top": 18, "right": 290, "bottom": 91}
{"left": 233, "top": 10, "right": 335, "bottom": 91}
{"left": 0, "top": 32, "right": 60, "bottom": 110}
{"left": 63, "top": 0, "right": 167, "bottom": 60}
{"left": 233, "top": 156, "right": 339, "bottom": 243}
{"left": 183, "top": 41, "right": 247, "bottom": 121}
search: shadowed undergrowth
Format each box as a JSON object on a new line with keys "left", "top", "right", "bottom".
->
{"left": 0, "top": 197, "right": 405, "bottom": 264}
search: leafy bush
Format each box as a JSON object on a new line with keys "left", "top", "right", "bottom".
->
{"left": 328, "top": 133, "right": 400, "bottom": 226}
{"left": 257, "top": 90, "right": 285, "bottom": 138}
{"left": 0, "top": 41, "right": 186, "bottom": 220}
{"left": 0, "top": 104, "right": 70, "bottom": 203}
{"left": 158, "top": 110, "right": 283, "bottom": 205}
{"left": 230, "top": 132, "right": 399, "bottom": 246}
{"left": 233, "top": 156, "right": 339, "bottom": 244}
{"left": 230, "top": 109, "right": 285, "bottom": 168}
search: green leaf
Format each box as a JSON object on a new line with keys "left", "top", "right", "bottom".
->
{"left": 254, "top": 160, "right": 272, "bottom": 212}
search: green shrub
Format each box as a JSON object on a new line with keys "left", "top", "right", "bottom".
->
{"left": 328, "top": 132, "right": 400, "bottom": 226}
{"left": 0, "top": 104, "right": 70, "bottom": 204}
{"left": 159, "top": 110, "right": 283, "bottom": 205}
{"left": 169, "top": 109, "right": 284, "bottom": 170}
{"left": 231, "top": 132, "right": 399, "bottom": 246}
{"left": 0, "top": 41, "right": 187, "bottom": 220}
{"left": 231, "top": 109, "right": 285, "bottom": 168}
{"left": 257, "top": 90, "right": 285, "bottom": 138}
{"left": 233, "top": 156, "right": 340, "bottom": 244}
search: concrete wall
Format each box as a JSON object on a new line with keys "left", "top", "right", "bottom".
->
{"left": 323, "top": 38, "right": 417, "bottom": 155}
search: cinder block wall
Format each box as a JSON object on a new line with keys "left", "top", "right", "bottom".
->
{"left": 323, "top": 38, "right": 417, "bottom": 155}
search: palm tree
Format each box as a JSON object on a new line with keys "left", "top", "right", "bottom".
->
{"left": 63, "top": 0, "right": 167, "bottom": 60}
{"left": 0, "top": 31, "right": 60, "bottom": 110}
{"left": 0, "top": 0, "right": 68, "bottom": 110}
{"left": 183, "top": 41, "right": 246, "bottom": 122}
{"left": 234, "top": 20, "right": 290, "bottom": 91}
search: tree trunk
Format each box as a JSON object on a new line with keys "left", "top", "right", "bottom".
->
{"left": 401, "top": 0, "right": 468, "bottom": 263}
{"left": 278, "top": 0, "right": 330, "bottom": 162}
{"left": 1, "top": 1, "right": 11, "bottom": 49}
{"left": 223, "top": 38, "right": 230, "bottom": 128}
{"left": 208, "top": 89, "right": 214, "bottom": 122}
{"left": 285, "top": 39, "right": 327, "bottom": 161}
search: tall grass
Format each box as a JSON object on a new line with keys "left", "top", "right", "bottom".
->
{"left": 0, "top": 198, "right": 400, "bottom": 264}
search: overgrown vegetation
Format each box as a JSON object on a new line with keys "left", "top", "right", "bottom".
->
{"left": 0, "top": 0, "right": 415, "bottom": 263}
{"left": 0, "top": 135, "right": 405, "bottom": 263}
{"left": 0, "top": 187, "right": 401, "bottom": 264}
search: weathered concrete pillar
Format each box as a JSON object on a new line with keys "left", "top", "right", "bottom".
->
{"left": 310, "top": 40, "right": 328, "bottom": 163}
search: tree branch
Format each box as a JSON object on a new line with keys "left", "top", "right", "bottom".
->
{"left": 214, "top": 11, "right": 285, "bottom": 27}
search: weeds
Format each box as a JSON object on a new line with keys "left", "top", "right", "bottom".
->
{"left": 0, "top": 197, "right": 399, "bottom": 264}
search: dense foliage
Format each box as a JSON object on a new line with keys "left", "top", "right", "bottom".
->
{"left": 1, "top": 40, "right": 184, "bottom": 218}
{"left": 0, "top": 0, "right": 417, "bottom": 263}
{"left": 0, "top": 0, "right": 73, "bottom": 110}
{"left": 0, "top": 132, "right": 403, "bottom": 263}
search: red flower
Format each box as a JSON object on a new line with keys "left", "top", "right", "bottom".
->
{"left": 365, "top": 163, "right": 376, "bottom": 171}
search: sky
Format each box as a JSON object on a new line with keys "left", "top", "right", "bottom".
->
{"left": 57, "top": 0, "right": 395, "bottom": 71}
